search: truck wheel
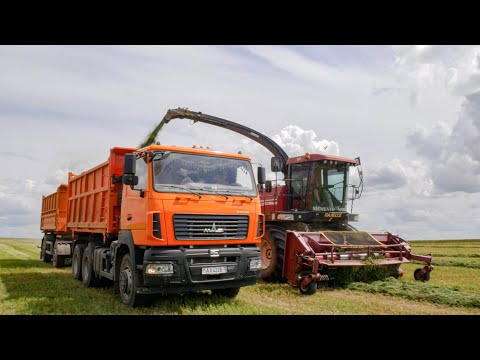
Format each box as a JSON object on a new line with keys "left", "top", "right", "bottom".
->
{"left": 260, "top": 225, "right": 286, "bottom": 282}
{"left": 40, "top": 237, "right": 52, "bottom": 263}
{"left": 298, "top": 277, "right": 317, "bottom": 295}
{"left": 52, "top": 243, "right": 65, "bottom": 268}
{"left": 82, "top": 245, "right": 99, "bottom": 287}
{"left": 211, "top": 287, "right": 240, "bottom": 298}
{"left": 119, "top": 253, "right": 151, "bottom": 307}
{"left": 72, "top": 244, "right": 86, "bottom": 280}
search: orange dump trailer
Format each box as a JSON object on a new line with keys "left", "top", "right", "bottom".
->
{"left": 40, "top": 145, "right": 265, "bottom": 306}
{"left": 40, "top": 183, "right": 67, "bottom": 233}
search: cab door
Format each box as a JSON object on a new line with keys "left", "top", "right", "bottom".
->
{"left": 288, "top": 163, "right": 311, "bottom": 211}
{"left": 120, "top": 156, "right": 149, "bottom": 242}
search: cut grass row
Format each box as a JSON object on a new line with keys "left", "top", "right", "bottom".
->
{"left": 411, "top": 259, "right": 480, "bottom": 269}
{"left": 348, "top": 277, "right": 480, "bottom": 308}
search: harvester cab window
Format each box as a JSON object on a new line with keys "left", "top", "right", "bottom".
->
{"left": 133, "top": 156, "right": 148, "bottom": 191}
{"left": 310, "top": 164, "right": 347, "bottom": 211}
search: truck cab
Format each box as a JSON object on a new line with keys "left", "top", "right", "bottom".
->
{"left": 114, "top": 145, "right": 264, "bottom": 306}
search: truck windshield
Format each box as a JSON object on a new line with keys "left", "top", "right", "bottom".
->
{"left": 310, "top": 164, "right": 348, "bottom": 212}
{"left": 152, "top": 152, "right": 257, "bottom": 197}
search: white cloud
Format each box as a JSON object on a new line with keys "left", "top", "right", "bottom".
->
{"left": 272, "top": 125, "right": 339, "bottom": 157}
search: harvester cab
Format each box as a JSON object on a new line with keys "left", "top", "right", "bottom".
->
{"left": 151, "top": 107, "right": 433, "bottom": 295}
{"left": 263, "top": 153, "right": 361, "bottom": 226}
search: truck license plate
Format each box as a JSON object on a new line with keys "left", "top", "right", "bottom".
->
{"left": 202, "top": 266, "right": 227, "bottom": 275}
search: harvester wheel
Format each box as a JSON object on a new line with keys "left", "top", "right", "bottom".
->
{"left": 414, "top": 268, "right": 431, "bottom": 281}
{"left": 211, "top": 287, "right": 240, "bottom": 298}
{"left": 260, "top": 225, "right": 286, "bottom": 282}
{"left": 119, "top": 253, "right": 151, "bottom": 307}
{"left": 40, "top": 237, "right": 51, "bottom": 263}
{"left": 52, "top": 243, "right": 65, "bottom": 268}
{"left": 298, "top": 277, "right": 317, "bottom": 295}
{"left": 72, "top": 244, "right": 86, "bottom": 280}
{"left": 423, "top": 271, "right": 431, "bottom": 282}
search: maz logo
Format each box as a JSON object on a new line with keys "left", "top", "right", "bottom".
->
{"left": 203, "top": 223, "right": 225, "bottom": 233}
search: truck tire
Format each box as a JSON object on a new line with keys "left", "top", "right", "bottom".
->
{"left": 40, "top": 237, "right": 52, "bottom": 263}
{"left": 260, "top": 225, "right": 286, "bottom": 282}
{"left": 211, "top": 287, "right": 240, "bottom": 298}
{"left": 52, "top": 243, "right": 65, "bottom": 268}
{"left": 72, "top": 244, "right": 86, "bottom": 280}
{"left": 119, "top": 253, "right": 151, "bottom": 307}
{"left": 82, "top": 245, "right": 100, "bottom": 287}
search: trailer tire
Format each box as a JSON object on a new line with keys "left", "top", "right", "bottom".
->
{"left": 40, "top": 237, "right": 51, "bottom": 263}
{"left": 72, "top": 244, "right": 86, "bottom": 280}
{"left": 52, "top": 243, "right": 65, "bottom": 268}
{"left": 299, "top": 278, "right": 317, "bottom": 295}
{"left": 119, "top": 253, "right": 151, "bottom": 307}
{"left": 82, "top": 245, "right": 100, "bottom": 287}
{"left": 211, "top": 287, "right": 240, "bottom": 298}
{"left": 260, "top": 225, "right": 286, "bottom": 282}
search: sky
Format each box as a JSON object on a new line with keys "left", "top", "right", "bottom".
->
{"left": 1, "top": 45, "right": 480, "bottom": 240}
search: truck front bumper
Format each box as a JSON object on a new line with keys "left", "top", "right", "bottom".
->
{"left": 137, "top": 245, "right": 261, "bottom": 294}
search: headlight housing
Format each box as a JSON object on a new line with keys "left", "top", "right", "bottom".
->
{"left": 276, "top": 213, "right": 294, "bottom": 221}
{"left": 145, "top": 263, "right": 174, "bottom": 275}
{"left": 249, "top": 257, "right": 261, "bottom": 270}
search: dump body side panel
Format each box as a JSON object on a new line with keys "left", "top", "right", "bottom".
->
{"left": 40, "top": 184, "right": 68, "bottom": 233}
{"left": 67, "top": 147, "right": 136, "bottom": 236}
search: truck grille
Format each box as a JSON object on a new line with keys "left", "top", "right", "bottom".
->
{"left": 173, "top": 214, "right": 249, "bottom": 240}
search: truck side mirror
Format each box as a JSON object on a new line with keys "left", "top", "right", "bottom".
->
{"left": 271, "top": 157, "right": 282, "bottom": 173}
{"left": 123, "top": 154, "right": 138, "bottom": 186}
{"left": 124, "top": 154, "right": 136, "bottom": 175}
{"left": 265, "top": 180, "right": 272, "bottom": 193}
{"left": 257, "top": 166, "right": 266, "bottom": 185}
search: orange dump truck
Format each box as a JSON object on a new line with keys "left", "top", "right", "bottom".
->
{"left": 40, "top": 145, "right": 265, "bottom": 306}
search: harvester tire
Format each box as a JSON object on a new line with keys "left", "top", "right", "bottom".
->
{"left": 72, "top": 244, "right": 86, "bottom": 280}
{"left": 211, "top": 287, "right": 240, "bottom": 298}
{"left": 52, "top": 243, "right": 65, "bottom": 268}
{"left": 299, "top": 278, "right": 317, "bottom": 295}
{"left": 40, "top": 237, "right": 51, "bottom": 263}
{"left": 119, "top": 253, "right": 151, "bottom": 307}
{"left": 82, "top": 245, "right": 100, "bottom": 287}
{"left": 414, "top": 268, "right": 431, "bottom": 281}
{"left": 423, "top": 271, "right": 431, "bottom": 281}
{"left": 260, "top": 225, "right": 286, "bottom": 282}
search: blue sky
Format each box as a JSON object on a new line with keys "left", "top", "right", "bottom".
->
{"left": 1, "top": 45, "right": 480, "bottom": 239}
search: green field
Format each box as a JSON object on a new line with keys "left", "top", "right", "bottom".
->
{"left": 1, "top": 238, "right": 479, "bottom": 314}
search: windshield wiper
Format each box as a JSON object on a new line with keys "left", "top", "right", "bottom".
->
{"left": 157, "top": 185, "right": 202, "bottom": 198}
{"left": 222, "top": 190, "right": 254, "bottom": 200}
{"left": 196, "top": 188, "right": 229, "bottom": 200}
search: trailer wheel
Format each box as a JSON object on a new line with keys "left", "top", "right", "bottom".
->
{"left": 298, "top": 277, "right": 317, "bottom": 295}
{"left": 40, "top": 237, "right": 51, "bottom": 263}
{"left": 414, "top": 268, "right": 431, "bottom": 281}
{"left": 82, "top": 245, "right": 100, "bottom": 287}
{"left": 119, "top": 253, "right": 151, "bottom": 307}
{"left": 52, "top": 243, "right": 65, "bottom": 268}
{"left": 72, "top": 244, "right": 86, "bottom": 280}
{"left": 211, "top": 287, "right": 240, "bottom": 298}
{"left": 260, "top": 225, "right": 286, "bottom": 282}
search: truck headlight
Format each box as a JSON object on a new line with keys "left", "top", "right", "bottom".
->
{"left": 146, "top": 263, "right": 174, "bottom": 275}
{"left": 249, "top": 258, "right": 261, "bottom": 270}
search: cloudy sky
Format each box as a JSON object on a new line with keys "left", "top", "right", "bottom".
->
{"left": 1, "top": 45, "right": 480, "bottom": 240}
